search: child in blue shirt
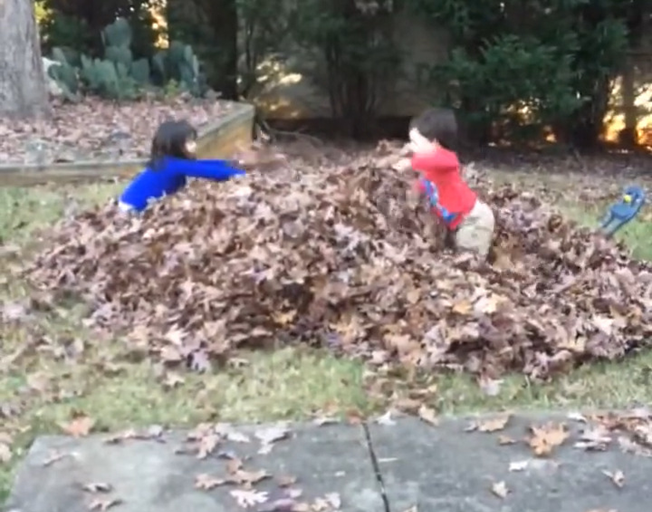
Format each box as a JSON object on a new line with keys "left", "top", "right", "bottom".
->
{"left": 118, "top": 119, "right": 246, "bottom": 212}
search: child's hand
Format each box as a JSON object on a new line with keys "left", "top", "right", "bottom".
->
{"left": 392, "top": 158, "right": 412, "bottom": 172}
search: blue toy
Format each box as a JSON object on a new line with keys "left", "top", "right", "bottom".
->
{"left": 599, "top": 185, "right": 646, "bottom": 238}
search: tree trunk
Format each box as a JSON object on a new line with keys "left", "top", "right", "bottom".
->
{"left": 0, "top": 0, "right": 50, "bottom": 118}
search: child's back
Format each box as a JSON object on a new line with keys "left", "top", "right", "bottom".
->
{"left": 406, "top": 108, "right": 495, "bottom": 258}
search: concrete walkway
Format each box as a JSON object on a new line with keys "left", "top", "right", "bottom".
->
{"left": 5, "top": 412, "right": 652, "bottom": 512}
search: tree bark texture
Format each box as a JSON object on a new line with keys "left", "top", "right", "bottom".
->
{"left": 0, "top": 0, "right": 51, "bottom": 118}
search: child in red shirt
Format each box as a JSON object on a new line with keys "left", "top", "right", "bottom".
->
{"left": 395, "top": 108, "right": 495, "bottom": 258}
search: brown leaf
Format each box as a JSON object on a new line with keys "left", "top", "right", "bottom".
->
{"left": 21, "top": 143, "right": 652, "bottom": 387}
{"left": 466, "top": 414, "right": 511, "bottom": 433}
{"left": 61, "top": 416, "right": 95, "bottom": 438}
{"left": 528, "top": 422, "right": 569, "bottom": 457}
{"left": 417, "top": 405, "right": 438, "bottom": 426}
{"left": 195, "top": 473, "right": 226, "bottom": 490}
{"left": 0, "top": 442, "right": 11, "bottom": 464}
{"left": 197, "top": 433, "right": 220, "bottom": 459}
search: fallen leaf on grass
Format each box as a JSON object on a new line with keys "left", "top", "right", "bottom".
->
{"left": 417, "top": 405, "right": 438, "bottom": 426}
{"left": 0, "top": 442, "right": 11, "bottom": 464}
{"left": 61, "top": 416, "right": 95, "bottom": 437}
{"left": 528, "top": 422, "right": 569, "bottom": 457}
{"left": 230, "top": 489, "right": 268, "bottom": 508}
{"left": 478, "top": 376, "right": 503, "bottom": 397}
{"left": 603, "top": 470, "right": 625, "bottom": 488}
{"left": 491, "top": 481, "right": 509, "bottom": 499}
{"left": 162, "top": 372, "right": 185, "bottom": 389}
{"left": 88, "top": 498, "right": 122, "bottom": 511}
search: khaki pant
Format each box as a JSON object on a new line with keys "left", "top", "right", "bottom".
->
{"left": 454, "top": 200, "right": 495, "bottom": 258}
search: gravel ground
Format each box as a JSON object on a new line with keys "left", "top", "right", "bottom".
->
{"left": 0, "top": 96, "right": 235, "bottom": 166}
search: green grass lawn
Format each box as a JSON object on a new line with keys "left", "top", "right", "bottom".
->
{"left": 1, "top": 172, "right": 652, "bottom": 502}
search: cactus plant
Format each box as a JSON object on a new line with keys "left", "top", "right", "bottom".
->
{"left": 101, "top": 18, "right": 133, "bottom": 49}
{"left": 80, "top": 55, "right": 140, "bottom": 100}
{"left": 155, "top": 41, "right": 208, "bottom": 96}
{"left": 48, "top": 48, "right": 81, "bottom": 102}
{"left": 47, "top": 18, "right": 207, "bottom": 101}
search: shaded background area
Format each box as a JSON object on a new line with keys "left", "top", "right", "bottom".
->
{"left": 34, "top": 0, "right": 652, "bottom": 150}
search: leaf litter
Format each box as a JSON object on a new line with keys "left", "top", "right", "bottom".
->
{"left": 18, "top": 142, "right": 652, "bottom": 382}
{"left": 0, "top": 96, "right": 233, "bottom": 164}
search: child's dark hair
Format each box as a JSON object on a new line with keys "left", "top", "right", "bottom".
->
{"left": 148, "top": 119, "right": 198, "bottom": 169}
{"left": 409, "top": 108, "right": 458, "bottom": 151}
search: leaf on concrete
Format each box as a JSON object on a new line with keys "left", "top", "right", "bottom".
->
{"left": 88, "top": 497, "right": 122, "bottom": 511}
{"left": 256, "top": 423, "right": 291, "bottom": 454}
{"left": 508, "top": 460, "right": 529, "bottom": 472}
{"left": 195, "top": 473, "right": 226, "bottom": 490}
{"left": 528, "top": 422, "right": 569, "bottom": 457}
{"left": 602, "top": 469, "right": 625, "bottom": 488}
{"left": 41, "top": 450, "right": 69, "bottom": 467}
{"left": 82, "top": 483, "right": 113, "bottom": 493}
{"left": 230, "top": 489, "right": 269, "bottom": 508}
{"left": 417, "top": 405, "right": 438, "bottom": 427}
{"left": 467, "top": 414, "right": 511, "bottom": 433}
{"left": 574, "top": 426, "right": 612, "bottom": 451}
{"left": 490, "top": 481, "right": 509, "bottom": 499}
{"left": 376, "top": 410, "right": 396, "bottom": 426}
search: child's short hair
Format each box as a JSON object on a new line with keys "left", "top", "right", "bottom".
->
{"left": 148, "top": 119, "right": 198, "bottom": 169}
{"left": 409, "top": 108, "right": 458, "bottom": 151}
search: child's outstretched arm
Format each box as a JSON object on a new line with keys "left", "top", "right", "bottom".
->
{"left": 169, "top": 158, "right": 246, "bottom": 180}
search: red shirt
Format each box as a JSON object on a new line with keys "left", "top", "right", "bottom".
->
{"left": 411, "top": 147, "right": 477, "bottom": 230}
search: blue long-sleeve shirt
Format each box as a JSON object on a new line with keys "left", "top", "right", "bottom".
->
{"left": 119, "top": 157, "right": 245, "bottom": 212}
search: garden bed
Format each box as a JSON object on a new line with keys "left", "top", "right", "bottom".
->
{"left": 0, "top": 98, "right": 254, "bottom": 186}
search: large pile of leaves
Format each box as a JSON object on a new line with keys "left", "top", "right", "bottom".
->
{"left": 24, "top": 144, "right": 652, "bottom": 378}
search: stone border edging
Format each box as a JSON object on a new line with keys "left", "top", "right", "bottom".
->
{"left": 0, "top": 101, "right": 255, "bottom": 187}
